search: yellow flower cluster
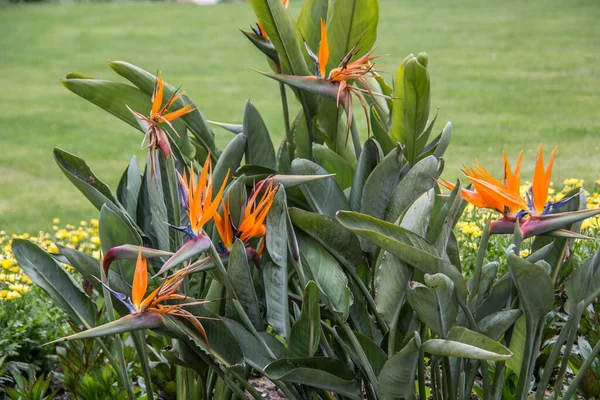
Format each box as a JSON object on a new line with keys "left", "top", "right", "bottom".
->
{"left": 0, "top": 218, "right": 102, "bottom": 301}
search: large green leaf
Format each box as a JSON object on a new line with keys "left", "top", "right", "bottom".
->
{"left": 54, "top": 148, "right": 120, "bottom": 212}
{"left": 266, "top": 187, "right": 288, "bottom": 268}
{"left": 61, "top": 78, "right": 150, "bottom": 131}
{"left": 116, "top": 156, "right": 142, "bottom": 221}
{"left": 291, "top": 158, "right": 348, "bottom": 216}
{"left": 336, "top": 327, "right": 388, "bottom": 377}
{"left": 213, "top": 134, "right": 246, "bottom": 193}
{"left": 297, "top": 234, "right": 353, "bottom": 320}
{"left": 264, "top": 188, "right": 291, "bottom": 339}
{"left": 265, "top": 357, "right": 362, "bottom": 399}
{"left": 360, "top": 146, "right": 403, "bottom": 224}
{"left": 325, "top": 0, "right": 379, "bottom": 70}
{"left": 109, "top": 60, "right": 217, "bottom": 158}
{"left": 423, "top": 335, "right": 512, "bottom": 361}
{"left": 313, "top": 144, "right": 355, "bottom": 189}
{"left": 384, "top": 155, "right": 439, "bottom": 222}
{"left": 506, "top": 251, "right": 554, "bottom": 321}
{"left": 12, "top": 239, "right": 97, "bottom": 327}
{"left": 390, "top": 54, "right": 431, "bottom": 166}
{"left": 478, "top": 309, "right": 522, "bottom": 341}
{"left": 243, "top": 101, "right": 277, "bottom": 170}
{"left": 370, "top": 106, "right": 397, "bottom": 155}
{"left": 406, "top": 273, "right": 458, "bottom": 337}
{"left": 337, "top": 211, "right": 468, "bottom": 297}
{"left": 377, "top": 336, "right": 420, "bottom": 400}
{"left": 223, "top": 319, "right": 275, "bottom": 370}
{"left": 375, "top": 191, "right": 434, "bottom": 325}
{"left": 289, "top": 281, "right": 321, "bottom": 357}
{"left": 350, "top": 139, "right": 383, "bottom": 212}
{"left": 144, "top": 154, "right": 170, "bottom": 251}
{"left": 228, "top": 239, "right": 263, "bottom": 331}
{"left": 99, "top": 204, "right": 143, "bottom": 285}
{"left": 289, "top": 208, "right": 365, "bottom": 270}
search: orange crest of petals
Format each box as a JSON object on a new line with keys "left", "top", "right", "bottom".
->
{"left": 214, "top": 198, "right": 235, "bottom": 251}
{"left": 318, "top": 19, "right": 329, "bottom": 79}
{"left": 531, "top": 145, "right": 557, "bottom": 214}
{"left": 238, "top": 180, "right": 278, "bottom": 246}
{"left": 179, "top": 158, "right": 230, "bottom": 236}
{"left": 149, "top": 72, "right": 195, "bottom": 124}
{"left": 131, "top": 251, "right": 148, "bottom": 311}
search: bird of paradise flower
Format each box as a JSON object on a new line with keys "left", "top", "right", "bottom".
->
{"left": 440, "top": 145, "right": 600, "bottom": 238}
{"left": 214, "top": 179, "right": 279, "bottom": 255}
{"left": 127, "top": 72, "right": 196, "bottom": 177}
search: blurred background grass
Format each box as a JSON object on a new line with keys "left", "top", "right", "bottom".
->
{"left": 1, "top": 0, "right": 599, "bottom": 233}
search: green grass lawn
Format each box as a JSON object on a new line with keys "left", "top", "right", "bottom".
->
{"left": 1, "top": 0, "right": 599, "bottom": 234}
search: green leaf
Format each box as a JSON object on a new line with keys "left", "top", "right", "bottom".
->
{"left": 109, "top": 60, "right": 217, "bottom": 158}
{"left": 337, "top": 211, "right": 468, "bottom": 297}
{"left": 423, "top": 338, "right": 511, "bottom": 361}
{"left": 390, "top": 54, "right": 431, "bottom": 166}
{"left": 375, "top": 191, "right": 433, "bottom": 325}
{"left": 384, "top": 155, "right": 439, "bottom": 223}
{"left": 213, "top": 134, "right": 246, "bottom": 193}
{"left": 446, "top": 326, "right": 513, "bottom": 359}
{"left": 228, "top": 239, "right": 263, "bottom": 331}
{"left": 54, "top": 148, "right": 120, "bottom": 212}
{"left": 263, "top": 260, "right": 290, "bottom": 340}
{"left": 99, "top": 204, "right": 142, "bottom": 285}
{"left": 506, "top": 250, "right": 554, "bottom": 321}
{"left": 289, "top": 208, "right": 365, "bottom": 270}
{"left": 61, "top": 78, "right": 150, "bottom": 131}
{"left": 350, "top": 139, "right": 383, "bottom": 212}
{"left": 313, "top": 144, "right": 355, "bottom": 189}
{"left": 478, "top": 310, "right": 522, "bottom": 341}
{"left": 266, "top": 187, "right": 289, "bottom": 268}
{"left": 12, "top": 239, "right": 97, "bottom": 328}
{"left": 265, "top": 358, "right": 362, "bottom": 399}
{"left": 243, "top": 100, "right": 277, "bottom": 170}
{"left": 297, "top": 234, "right": 353, "bottom": 320}
{"left": 291, "top": 158, "right": 348, "bottom": 216}
{"left": 406, "top": 273, "right": 458, "bottom": 337}
{"left": 370, "top": 106, "right": 397, "bottom": 156}
{"left": 361, "top": 146, "right": 403, "bottom": 221}
{"left": 336, "top": 327, "right": 388, "bottom": 377}
{"left": 325, "top": 0, "right": 379, "bottom": 70}
{"left": 378, "top": 336, "right": 420, "bottom": 400}
{"left": 223, "top": 319, "right": 275, "bottom": 370}
{"left": 116, "top": 156, "right": 142, "bottom": 221}
{"left": 264, "top": 188, "right": 291, "bottom": 339}
{"left": 144, "top": 154, "right": 170, "bottom": 251}
{"left": 289, "top": 281, "right": 322, "bottom": 357}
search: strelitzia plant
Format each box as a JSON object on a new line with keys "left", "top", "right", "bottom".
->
{"left": 441, "top": 145, "right": 600, "bottom": 238}
{"left": 12, "top": 0, "right": 600, "bottom": 399}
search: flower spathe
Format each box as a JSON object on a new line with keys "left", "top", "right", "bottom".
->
{"left": 127, "top": 72, "right": 196, "bottom": 176}
{"left": 441, "top": 145, "right": 600, "bottom": 238}
{"left": 214, "top": 179, "right": 278, "bottom": 254}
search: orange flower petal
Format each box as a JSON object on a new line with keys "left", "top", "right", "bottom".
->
{"left": 318, "top": 19, "right": 329, "bottom": 78}
{"left": 131, "top": 251, "right": 148, "bottom": 311}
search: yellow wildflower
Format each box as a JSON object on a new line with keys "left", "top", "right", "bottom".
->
{"left": 1, "top": 259, "right": 14, "bottom": 269}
